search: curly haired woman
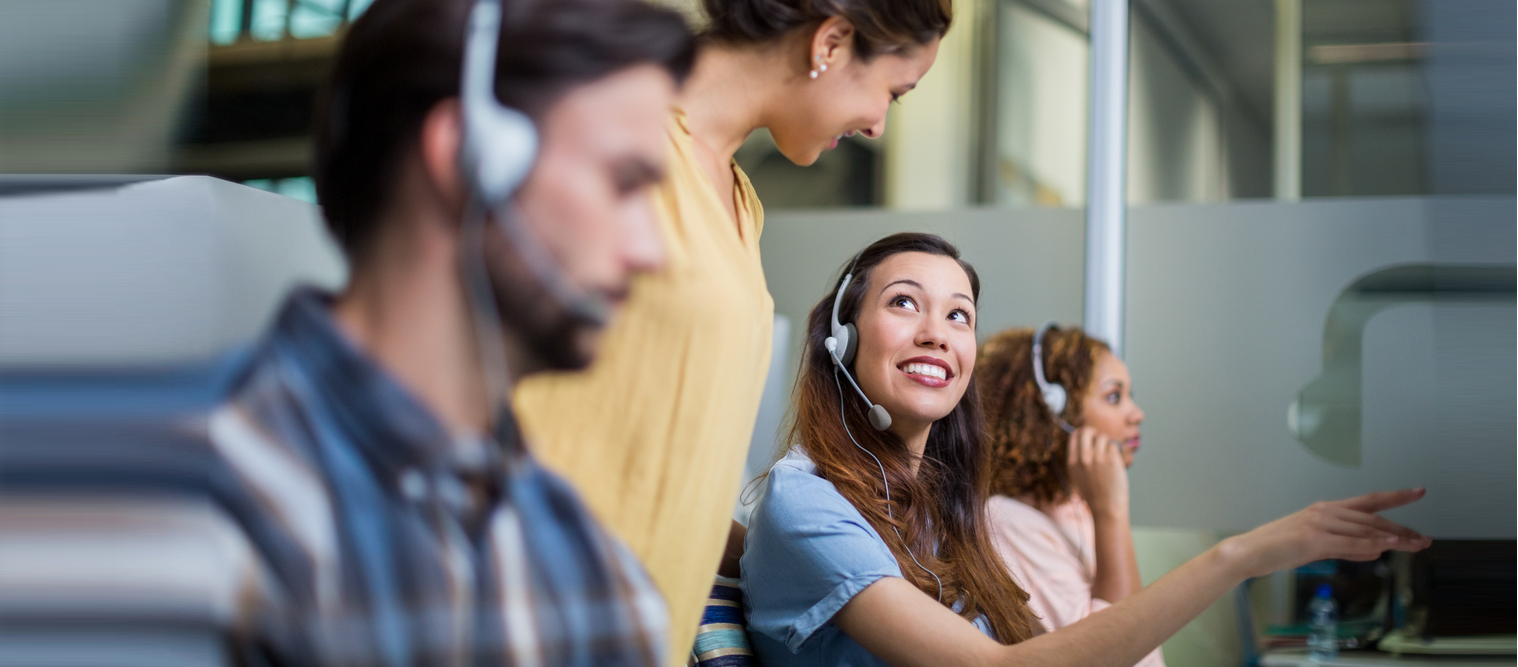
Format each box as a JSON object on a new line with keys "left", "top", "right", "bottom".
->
{"left": 976, "top": 325, "right": 1164, "bottom": 667}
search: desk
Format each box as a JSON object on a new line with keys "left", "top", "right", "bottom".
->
{"left": 1260, "top": 649, "right": 1516, "bottom": 666}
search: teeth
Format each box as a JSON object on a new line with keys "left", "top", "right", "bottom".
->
{"left": 902, "top": 363, "right": 947, "bottom": 380}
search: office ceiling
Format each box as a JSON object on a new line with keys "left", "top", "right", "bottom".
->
{"left": 1155, "top": 0, "right": 1424, "bottom": 127}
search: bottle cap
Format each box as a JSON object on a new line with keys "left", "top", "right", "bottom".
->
{"left": 1316, "top": 583, "right": 1333, "bottom": 599}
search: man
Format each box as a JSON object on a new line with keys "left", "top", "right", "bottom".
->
{"left": 207, "top": 0, "right": 694, "bottom": 663}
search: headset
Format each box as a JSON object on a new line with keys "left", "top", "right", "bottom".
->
{"left": 1032, "top": 321, "right": 1076, "bottom": 434}
{"left": 824, "top": 250, "right": 943, "bottom": 603}
{"left": 458, "top": 0, "right": 537, "bottom": 216}
{"left": 457, "top": 0, "right": 610, "bottom": 410}
{"left": 825, "top": 252, "right": 892, "bottom": 431}
{"left": 1033, "top": 322, "right": 1111, "bottom": 569}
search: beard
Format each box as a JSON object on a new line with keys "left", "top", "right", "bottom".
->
{"left": 480, "top": 222, "right": 602, "bottom": 373}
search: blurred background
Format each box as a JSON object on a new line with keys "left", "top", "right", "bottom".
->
{"left": 2, "top": 0, "right": 1510, "bottom": 203}
{"left": 0, "top": 1, "right": 1512, "bottom": 666}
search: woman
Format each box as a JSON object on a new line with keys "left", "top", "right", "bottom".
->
{"left": 513, "top": 0, "right": 949, "bottom": 658}
{"left": 741, "top": 232, "right": 1428, "bottom": 667}
{"left": 977, "top": 326, "right": 1163, "bottom": 666}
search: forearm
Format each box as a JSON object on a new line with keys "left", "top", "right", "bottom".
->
{"left": 1088, "top": 509, "right": 1142, "bottom": 604}
{"left": 836, "top": 543, "right": 1248, "bottom": 667}
{"left": 998, "top": 542, "right": 1244, "bottom": 667}
{"left": 838, "top": 489, "right": 1426, "bottom": 667}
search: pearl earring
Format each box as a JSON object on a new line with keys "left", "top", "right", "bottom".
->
{"left": 810, "top": 56, "right": 827, "bottom": 79}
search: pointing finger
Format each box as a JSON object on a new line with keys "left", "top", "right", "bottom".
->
{"left": 1332, "top": 507, "right": 1425, "bottom": 541}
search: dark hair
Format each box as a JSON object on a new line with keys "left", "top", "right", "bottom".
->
{"left": 783, "top": 232, "right": 1040, "bottom": 644}
{"left": 701, "top": 0, "right": 950, "bottom": 60}
{"left": 976, "top": 325, "right": 1111, "bottom": 504}
{"left": 314, "top": 0, "right": 696, "bottom": 258}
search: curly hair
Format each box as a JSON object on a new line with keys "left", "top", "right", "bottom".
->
{"left": 975, "top": 325, "right": 1110, "bottom": 505}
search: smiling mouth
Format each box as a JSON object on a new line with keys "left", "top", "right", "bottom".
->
{"left": 897, "top": 358, "right": 953, "bottom": 387}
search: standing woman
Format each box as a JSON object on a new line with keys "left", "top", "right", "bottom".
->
{"left": 977, "top": 326, "right": 1164, "bottom": 666}
{"left": 512, "top": 0, "right": 949, "bottom": 659}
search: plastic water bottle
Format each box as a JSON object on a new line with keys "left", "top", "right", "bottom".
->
{"left": 1307, "top": 584, "right": 1339, "bottom": 662}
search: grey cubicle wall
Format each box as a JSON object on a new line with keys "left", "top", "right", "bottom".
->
{"left": 0, "top": 176, "right": 347, "bottom": 370}
{"left": 759, "top": 196, "right": 1515, "bottom": 539}
{"left": 0, "top": 177, "right": 348, "bottom": 666}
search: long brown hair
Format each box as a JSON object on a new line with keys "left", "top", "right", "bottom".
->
{"left": 784, "top": 232, "right": 1039, "bottom": 643}
{"left": 976, "top": 325, "right": 1111, "bottom": 504}
{"left": 701, "top": 0, "right": 951, "bottom": 61}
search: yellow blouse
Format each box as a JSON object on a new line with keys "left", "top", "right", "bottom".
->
{"left": 512, "top": 110, "right": 774, "bottom": 663}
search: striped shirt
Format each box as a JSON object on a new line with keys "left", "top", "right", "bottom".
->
{"left": 209, "top": 289, "right": 667, "bottom": 666}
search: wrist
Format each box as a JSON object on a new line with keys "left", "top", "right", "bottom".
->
{"left": 1090, "top": 503, "right": 1130, "bottom": 522}
{"left": 1212, "top": 535, "right": 1257, "bottom": 581}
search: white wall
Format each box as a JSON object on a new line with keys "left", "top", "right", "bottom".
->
{"left": 996, "top": 3, "right": 1090, "bottom": 206}
{"left": 883, "top": 0, "right": 985, "bottom": 210}
{"left": 988, "top": 0, "right": 1232, "bottom": 208}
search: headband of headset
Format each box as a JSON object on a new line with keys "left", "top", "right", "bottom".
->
{"left": 827, "top": 251, "right": 864, "bottom": 367}
{"left": 460, "top": 0, "right": 538, "bottom": 209}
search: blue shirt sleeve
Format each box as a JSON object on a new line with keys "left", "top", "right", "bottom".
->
{"left": 740, "top": 460, "right": 903, "bottom": 653}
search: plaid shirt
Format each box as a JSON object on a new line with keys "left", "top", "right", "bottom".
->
{"left": 209, "top": 289, "right": 666, "bottom": 666}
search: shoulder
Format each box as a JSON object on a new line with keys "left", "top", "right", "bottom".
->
{"left": 207, "top": 341, "right": 341, "bottom": 600}
{"left": 987, "top": 494, "right": 1055, "bottom": 528}
{"left": 986, "top": 494, "right": 1069, "bottom": 559}
{"left": 741, "top": 451, "right": 902, "bottom": 652}
{"left": 751, "top": 452, "right": 870, "bottom": 538}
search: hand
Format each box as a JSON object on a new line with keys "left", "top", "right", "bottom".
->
{"left": 1221, "top": 489, "right": 1432, "bottom": 579}
{"left": 1065, "top": 426, "right": 1129, "bottom": 518}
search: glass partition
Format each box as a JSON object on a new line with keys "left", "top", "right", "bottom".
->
{"left": 982, "top": 0, "right": 1514, "bottom": 206}
{"left": 758, "top": 196, "right": 1516, "bottom": 538}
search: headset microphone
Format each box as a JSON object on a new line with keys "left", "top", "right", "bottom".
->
{"left": 825, "top": 253, "right": 891, "bottom": 430}
{"left": 826, "top": 337, "right": 892, "bottom": 430}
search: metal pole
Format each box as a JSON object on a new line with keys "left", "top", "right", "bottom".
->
{"left": 239, "top": 0, "right": 255, "bottom": 41}
{"left": 1273, "top": 0, "right": 1302, "bottom": 200}
{"left": 1084, "top": 0, "right": 1130, "bottom": 357}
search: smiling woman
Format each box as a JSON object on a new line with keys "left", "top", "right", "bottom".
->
{"left": 510, "top": 0, "right": 955, "bottom": 660}
{"left": 739, "top": 233, "right": 1429, "bottom": 667}
{"left": 741, "top": 233, "right": 1042, "bottom": 666}
{"left": 852, "top": 251, "right": 979, "bottom": 436}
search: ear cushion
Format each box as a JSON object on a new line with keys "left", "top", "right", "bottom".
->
{"left": 840, "top": 323, "right": 858, "bottom": 367}
{"left": 1042, "top": 383, "right": 1068, "bottom": 418}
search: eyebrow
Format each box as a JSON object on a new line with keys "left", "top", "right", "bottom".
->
{"left": 880, "top": 279, "right": 975, "bottom": 305}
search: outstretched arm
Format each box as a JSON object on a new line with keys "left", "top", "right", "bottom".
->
{"left": 834, "top": 489, "right": 1430, "bottom": 667}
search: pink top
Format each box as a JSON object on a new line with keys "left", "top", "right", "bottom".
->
{"left": 987, "top": 494, "right": 1166, "bottom": 667}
